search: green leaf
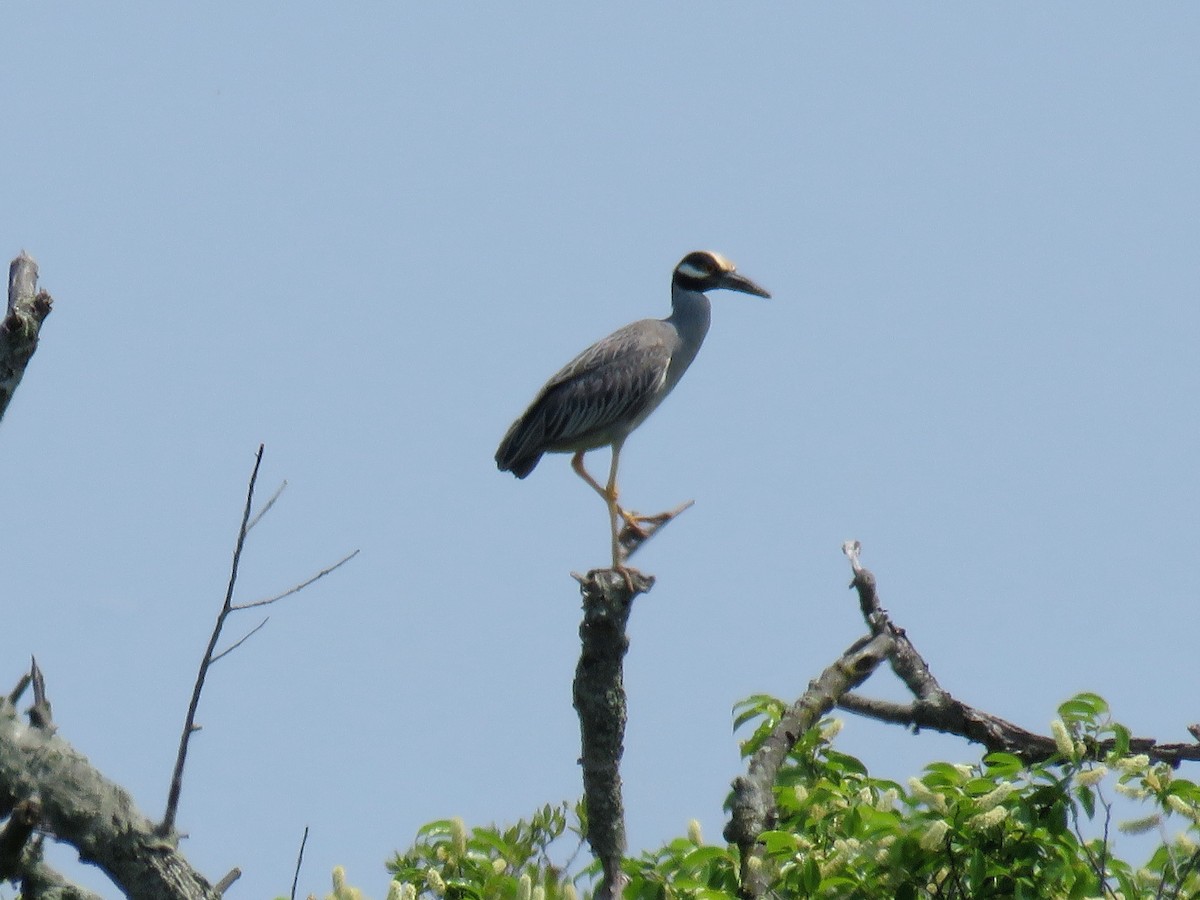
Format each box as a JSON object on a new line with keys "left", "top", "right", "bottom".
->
{"left": 1076, "top": 784, "right": 1096, "bottom": 819}
{"left": 923, "top": 762, "right": 968, "bottom": 788}
{"left": 731, "top": 694, "right": 783, "bottom": 733}
{"left": 444, "top": 882, "right": 483, "bottom": 900}
{"left": 1073, "top": 692, "right": 1109, "bottom": 715}
{"left": 819, "top": 875, "right": 858, "bottom": 890}
{"left": 1108, "top": 722, "right": 1132, "bottom": 757}
{"left": 1058, "top": 693, "right": 1108, "bottom": 726}
{"left": 965, "top": 777, "right": 1000, "bottom": 796}
{"left": 416, "top": 818, "right": 457, "bottom": 838}
{"left": 758, "top": 830, "right": 800, "bottom": 855}
{"left": 468, "top": 829, "right": 513, "bottom": 859}
{"left": 823, "top": 749, "right": 868, "bottom": 777}
{"left": 800, "top": 857, "right": 821, "bottom": 893}
{"left": 983, "top": 752, "right": 1024, "bottom": 778}
{"left": 679, "top": 846, "right": 732, "bottom": 872}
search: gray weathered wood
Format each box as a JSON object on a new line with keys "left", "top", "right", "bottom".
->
{"left": 0, "top": 252, "right": 54, "bottom": 425}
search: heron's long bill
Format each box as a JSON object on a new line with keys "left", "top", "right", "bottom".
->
{"left": 721, "top": 270, "right": 771, "bottom": 299}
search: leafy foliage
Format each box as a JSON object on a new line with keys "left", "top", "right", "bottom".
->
{"left": 331, "top": 693, "right": 1199, "bottom": 899}
{"left": 384, "top": 803, "right": 583, "bottom": 899}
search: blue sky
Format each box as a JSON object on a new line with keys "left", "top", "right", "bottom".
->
{"left": 4, "top": 5, "right": 1198, "bottom": 898}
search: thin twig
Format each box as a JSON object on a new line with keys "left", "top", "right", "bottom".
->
{"left": 232, "top": 549, "right": 359, "bottom": 611}
{"left": 7, "top": 672, "right": 31, "bottom": 705}
{"left": 290, "top": 826, "right": 309, "bottom": 900}
{"left": 159, "top": 445, "right": 265, "bottom": 836}
{"left": 28, "top": 657, "right": 53, "bottom": 731}
{"left": 214, "top": 868, "right": 241, "bottom": 894}
{"left": 209, "top": 617, "right": 270, "bottom": 664}
{"left": 1068, "top": 783, "right": 1117, "bottom": 899}
{"left": 247, "top": 480, "right": 287, "bottom": 533}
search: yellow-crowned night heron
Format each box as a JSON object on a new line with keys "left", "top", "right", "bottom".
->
{"left": 495, "top": 250, "right": 770, "bottom": 569}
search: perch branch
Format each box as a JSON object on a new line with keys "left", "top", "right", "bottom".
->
{"left": 572, "top": 567, "right": 654, "bottom": 900}
{"left": 0, "top": 251, "right": 53, "bottom": 425}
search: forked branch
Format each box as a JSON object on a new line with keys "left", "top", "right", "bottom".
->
{"left": 725, "top": 541, "right": 1200, "bottom": 899}
{"left": 836, "top": 541, "right": 1200, "bottom": 766}
{"left": 0, "top": 661, "right": 221, "bottom": 899}
{"left": 159, "top": 445, "right": 358, "bottom": 837}
{"left": 724, "top": 624, "right": 893, "bottom": 898}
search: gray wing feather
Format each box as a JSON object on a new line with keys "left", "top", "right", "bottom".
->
{"left": 497, "top": 320, "right": 675, "bottom": 470}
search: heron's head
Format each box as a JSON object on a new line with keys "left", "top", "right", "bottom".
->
{"left": 673, "top": 250, "right": 771, "bottom": 299}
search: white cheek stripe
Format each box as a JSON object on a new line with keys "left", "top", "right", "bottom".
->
{"left": 677, "top": 261, "right": 710, "bottom": 280}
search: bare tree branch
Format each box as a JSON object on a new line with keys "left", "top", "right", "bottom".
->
{"left": 290, "top": 825, "right": 309, "bottom": 900}
{"left": 160, "top": 446, "right": 360, "bottom": 837}
{"left": 0, "top": 251, "right": 54, "bottom": 425}
{"left": 159, "top": 444, "right": 266, "bottom": 837}
{"left": 213, "top": 867, "right": 241, "bottom": 894}
{"left": 0, "top": 664, "right": 221, "bottom": 899}
{"left": 843, "top": 540, "right": 947, "bottom": 702}
{"left": 0, "top": 798, "right": 38, "bottom": 881}
{"left": 232, "top": 548, "right": 360, "bottom": 611}
{"left": 724, "top": 630, "right": 893, "bottom": 899}
{"left": 7, "top": 672, "right": 31, "bottom": 707}
{"left": 246, "top": 479, "right": 287, "bottom": 533}
{"left": 836, "top": 542, "right": 1200, "bottom": 766}
{"left": 724, "top": 539, "right": 1200, "bottom": 898}
{"left": 28, "top": 656, "right": 53, "bottom": 731}
{"left": 209, "top": 616, "right": 270, "bottom": 664}
{"left": 14, "top": 834, "right": 106, "bottom": 900}
{"left": 572, "top": 567, "right": 654, "bottom": 900}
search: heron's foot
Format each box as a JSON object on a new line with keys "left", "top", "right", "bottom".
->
{"left": 616, "top": 499, "right": 695, "bottom": 560}
{"left": 575, "top": 565, "right": 654, "bottom": 596}
{"left": 615, "top": 563, "right": 643, "bottom": 593}
{"left": 617, "top": 507, "right": 654, "bottom": 538}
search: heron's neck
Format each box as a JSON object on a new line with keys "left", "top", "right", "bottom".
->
{"left": 663, "top": 283, "right": 712, "bottom": 381}
{"left": 667, "top": 283, "right": 712, "bottom": 345}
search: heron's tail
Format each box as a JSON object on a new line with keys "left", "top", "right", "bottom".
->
{"left": 495, "top": 420, "right": 542, "bottom": 478}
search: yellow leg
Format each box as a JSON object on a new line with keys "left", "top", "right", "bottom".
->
{"left": 604, "top": 440, "right": 625, "bottom": 570}
{"left": 571, "top": 450, "right": 609, "bottom": 500}
{"left": 570, "top": 444, "right": 630, "bottom": 571}
{"left": 570, "top": 445, "right": 692, "bottom": 583}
